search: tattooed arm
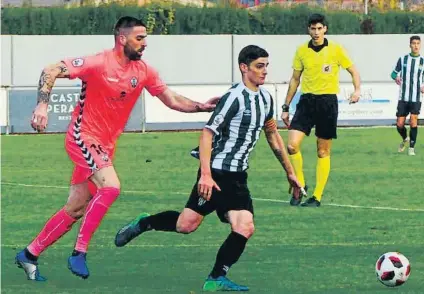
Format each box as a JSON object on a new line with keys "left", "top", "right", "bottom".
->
{"left": 31, "top": 62, "right": 70, "bottom": 132}
{"left": 264, "top": 119, "right": 294, "bottom": 174}
{"left": 264, "top": 119, "right": 303, "bottom": 198}
{"left": 37, "top": 62, "right": 70, "bottom": 104}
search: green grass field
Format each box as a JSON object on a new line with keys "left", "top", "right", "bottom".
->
{"left": 2, "top": 128, "right": 424, "bottom": 294}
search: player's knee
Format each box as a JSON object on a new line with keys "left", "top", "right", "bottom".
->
{"left": 232, "top": 222, "right": 255, "bottom": 239}
{"left": 63, "top": 204, "right": 86, "bottom": 219}
{"left": 396, "top": 121, "right": 405, "bottom": 128}
{"left": 287, "top": 144, "right": 299, "bottom": 155}
{"left": 410, "top": 119, "right": 418, "bottom": 128}
{"left": 176, "top": 221, "right": 199, "bottom": 234}
{"left": 317, "top": 148, "right": 330, "bottom": 158}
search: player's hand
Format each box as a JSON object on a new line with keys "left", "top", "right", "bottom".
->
{"left": 420, "top": 85, "right": 424, "bottom": 94}
{"left": 281, "top": 111, "right": 290, "bottom": 127}
{"left": 349, "top": 90, "right": 361, "bottom": 104}
{"left": 395, "top": 76, "right": 402, "bottom": 86}
{"left": 197, "top": 174, "right": 221, "bottom": 201}
{"left": 30, "top": 103, "right": 49, "bottom": 133}
{"left": 199, "top": 96, "right": 220, "bottom": 112}
{"left": 286, "top": 173, "right": 305, "bottom": 200}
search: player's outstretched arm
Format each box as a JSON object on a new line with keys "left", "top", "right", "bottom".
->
{"left": 31, "top": 62, "right": 70, "bottom": 132}
{"left": 263, "top": 118, "right": 303, "bottom": 198}
{"left": 156, "top": 88, "right": 219, "bottom": 113}
{"left": 197, "top": 128, "right": 221, "bottom": 201}
{"left": 346, "top": 65, "right": 361, "bottom": 104}
{"left": 281, "top": 69, "right": 302, "bottom": 126}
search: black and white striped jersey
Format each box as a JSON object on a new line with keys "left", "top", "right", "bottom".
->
{"left": 204, "top": 82, "right": 274, "bottom": 172}
{"left": 393, "top": 54, "right": 424, "bottom": 103}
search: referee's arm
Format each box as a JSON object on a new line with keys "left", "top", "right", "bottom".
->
{"left": 285, "top": 69, "right": 302, "bottom": 106}
{"left": 346, "top": 65, "right": 361, "bottom": 99}
{"left": 339, "top": 45, "right": 361, "bottom": 103}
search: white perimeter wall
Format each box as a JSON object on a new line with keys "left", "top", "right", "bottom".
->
{"left": 1, "top": 34, "right": 423, "bottom": 128}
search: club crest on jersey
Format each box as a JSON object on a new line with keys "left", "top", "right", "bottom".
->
{"left": 72, "top": 58, "right": 84, "bottom": 67}
{"left": 130, "top": 77, "right": 138, "bottom": 88}
{"left": 213, "top": 114, "right": 224, "bottom": 126}
{"left": 322, "top": 64, "right": 331, "bottom": 73}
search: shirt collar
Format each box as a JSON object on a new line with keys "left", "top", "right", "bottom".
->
{"left": 308, "top": 38, "right": 329, "bottom": 52}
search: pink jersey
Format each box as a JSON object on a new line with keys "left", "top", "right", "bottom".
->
{"left": 63, "top": 49, "right": 166, "bottom": 150}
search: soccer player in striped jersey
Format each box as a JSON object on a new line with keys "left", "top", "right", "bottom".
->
{"left": 115, "top": 45, "right": 304, "bottom": 292}
{"left": 15, "top": 16, "right": 219, "bottom": 281}
{"left": 391, "top": 35, "right": 424, "bottom": 156}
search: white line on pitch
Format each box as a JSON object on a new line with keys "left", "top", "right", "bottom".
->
{"left": 2, "top": 181, "right": 424, "bottom": 212}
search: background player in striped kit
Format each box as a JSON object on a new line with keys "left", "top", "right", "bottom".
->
{"left": 115, "top": 45, "right": 303, "bottom": 292}
{"left": 391, "top": 35, "right": 424, "bottom": 156}
{"left": 15, "top": 16, "right": 219, "bottom": 281}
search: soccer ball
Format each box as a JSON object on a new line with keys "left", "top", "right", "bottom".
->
{"left": 375, "top": 252, "right": 411, "bottom": 287}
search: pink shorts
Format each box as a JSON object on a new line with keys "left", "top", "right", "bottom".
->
{"left": 65, "top": 132, "right": 115, "bottom": 191}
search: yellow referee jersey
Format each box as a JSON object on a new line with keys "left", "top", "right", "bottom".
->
{"left": 293, "top": 39, "right": 353, "bottom": 95}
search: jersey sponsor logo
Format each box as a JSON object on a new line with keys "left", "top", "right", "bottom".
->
{"left": 322, "top": 64, "right": 331, "bottom": 73}
{"left": 213, "top": 114, "right": 224, "bottom": 126}
{"left": 71, "top": 58, "right": 84, "bottom": 67}
{"left": 130, "top": 77, "right": 138, "bottom": 88}
{"left": 244, "top": 109, "right": 251, "bottom": 116}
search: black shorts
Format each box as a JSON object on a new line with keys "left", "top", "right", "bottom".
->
{"left": 396, "top": 101, "right": 421, "bottom": 117}
{"left": 289, "top": 94, "right": 338, "bottom": 140}
{"left": 185, "top": 168, "right": 254, "bottom": 223}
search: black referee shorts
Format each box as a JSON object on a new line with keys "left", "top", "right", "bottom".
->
{"left": 396, "top": 101, "right": 422, "bottom": 117}
{"left": 185, "top": 168, "right": 254, "bottom": 223}
{"left": 289, "top": 93, "right": 338, "bottom": 140}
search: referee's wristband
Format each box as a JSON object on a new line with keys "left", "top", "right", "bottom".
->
{"left": 282, "top": 104, "right": 290, "bottom": 112}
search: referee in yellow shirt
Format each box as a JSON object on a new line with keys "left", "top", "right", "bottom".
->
{"left": 281, "top": 13, "right": 361, "bottom": 207}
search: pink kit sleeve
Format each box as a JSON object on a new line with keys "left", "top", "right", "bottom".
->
{"left": 62, "top": 54, "right": 102, "bottom": 81}
{"left": 145, "top": 64, "right": 167, "bottom": 96}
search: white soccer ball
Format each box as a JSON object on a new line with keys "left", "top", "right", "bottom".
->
{"left": 375, "top": 252, "right": 411, "bottom": 287}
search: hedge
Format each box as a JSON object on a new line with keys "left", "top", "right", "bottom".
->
{"left": 2, "top": 4, "right": 424, "bottom": 35}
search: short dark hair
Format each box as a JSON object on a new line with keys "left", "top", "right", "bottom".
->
{"left": 114, "top": 16, "right": 146, "bottom": 39}
{"left": 238, "top": 45, "right": 269, "bottom": 66}
{"left": 410, "top": 35, "right": 421, "bottom": 43}
{"left": 308, "top": 13, "right": 327, "bottom": 27}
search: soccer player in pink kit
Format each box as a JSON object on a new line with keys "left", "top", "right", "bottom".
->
{"left": 15, "top": 16, "right": 219, "bottom": 281}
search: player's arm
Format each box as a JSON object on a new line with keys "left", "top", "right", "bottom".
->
{"left": 31, "top": 62, "right": 70, "bottom": 132}
{"left": 37, "top": 62, "right": 70, "bottom": 104}
{"left": 264, "top": 119, "right": 295, "bottom": 174}
{"left": 197, "top": 128, "right": 221, "bottom": 201}
{"left": 196, "top": 93, "right": 236, "bottom": 200}
{"left": 391, "top": 58, "right": 402, "bottom": 85}
{"left": 263, "top": 119, "right": 303, "bottom": 197}
{"left": 199, "top": 128, "right": 214, "bottom": 179}
{"left": 155, "top": 88, "right": 219, "bottom": 113}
